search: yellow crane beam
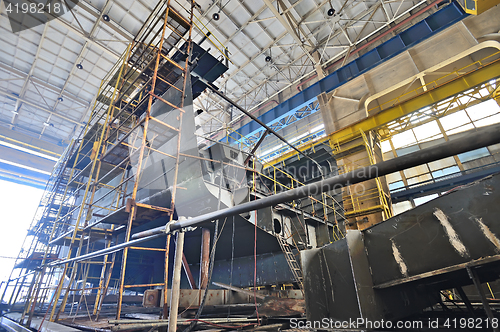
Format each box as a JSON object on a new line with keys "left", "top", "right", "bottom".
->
{"left": 268, "top": 55, "right": 500, "bottom": 166}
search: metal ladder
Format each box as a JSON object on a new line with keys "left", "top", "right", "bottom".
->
{"left": 275, "top": 235, "right": 304, "bottom": 291}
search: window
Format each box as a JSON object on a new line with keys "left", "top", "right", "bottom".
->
{"left": 431, "top": 166, "right": 461, "bottom": 178}
{"left": 466, "top": 99, "right": 499, "bottom": 121}
{"left": 392, "top": 131, "right": 416, "bottom": 149}
{"left": 457, "top": 147, "right": 490, "bottom": 163}
{"left": 440, "top": 110, "right": 470, "bottom": 131}
{"left": 414, "top": 194, "right": 439, "bottom": 206}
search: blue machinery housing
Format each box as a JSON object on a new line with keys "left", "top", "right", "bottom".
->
{"left": 227, "top": 2, "right": 467, "bottom": 147}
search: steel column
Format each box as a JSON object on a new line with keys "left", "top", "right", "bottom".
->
{"left": 168, "top": 231, "right": 185, "bottom": 332}
{"left": 49, "top": 122, "right": 500, "bottom": 265}
{"left": 138, "top": 122, "right": 500, "bottom": 236}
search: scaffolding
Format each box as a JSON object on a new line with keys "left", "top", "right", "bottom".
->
{"left": 1, "top": 1, "right": 347, "bottom": 327}
{"left": 1, "top": 0, "right": 196, "bottom": 323}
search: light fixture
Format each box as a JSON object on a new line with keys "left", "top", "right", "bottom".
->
{"left": 328, "top": 8, "right": 336, "bottom": 16}
{"left": 212, "top": 12, "right": 220, "bottom": 20}
{"left": 102, "top": 14, "right": 110, "bottom": 22}
{"left": 265, "top": 55, "right": 272, "bottom": 62}
{"left": 76, "top": 63, "right": 83, "bottom": 70}
{"left": 58, "top": 97, "right": 64, "bottom": 102}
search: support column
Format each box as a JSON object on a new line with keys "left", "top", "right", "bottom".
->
{"left": 317, "top": 92, "right": 337, "bottom": 135}
{"left": 168, "top": 231, "right": 185, "bottom": 332}
{"left": 467, "top": 267, "right": 499, "bottom": 332}
{"left": 332, "top": 131, "right": 393, "bottom": 230}
{"left": 199, "top": 228, "right": 210, "bottom": 289}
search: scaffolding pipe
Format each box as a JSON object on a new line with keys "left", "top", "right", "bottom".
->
{"left": 50, "top": 122, "right": 500, "bottom": 266}
{"left": 135, "top": 121, "right": 500, "bottom": 237}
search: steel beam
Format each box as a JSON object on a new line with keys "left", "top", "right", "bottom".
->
{"left": 135, "top": 121, "right": 500, "bottom": 237}
{"left": 75, "top": 0, "right": 134, "bottom": 42}
{"left": 229, "top": 2, "right": 467, "bottom": 141}
{"left": 330, "top": 58, "right": 500, "bottom": 144}
{"left": 0, "top": 89, "right": 83, "bottom": 126}
{"left": 262, "top": 0, "right": 317, "bottom": 65}
{"left": 193, "top": 72, "right": 324, "bottom": 173}
{"left": 50, "top": 122, "right": 500, "bottom": 267}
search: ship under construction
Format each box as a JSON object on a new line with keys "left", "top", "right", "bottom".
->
{"left": 2, "top": 0, "right": 500, "bottom": 331}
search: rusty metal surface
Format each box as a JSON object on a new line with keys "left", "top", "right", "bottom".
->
{"left": 301, "top": 241, "right": 360, "bottom": 321}
{"left": 302, "top": 173, "right": 500, "bottom": 323}
{"left": 364, "top": 173, "right": 500, "bottom": 287}
{"left": 143, "top": 289, "right": 161, "bottom": 308}
{"left": 258, "top": 298, "right": 305, "bottom": 317}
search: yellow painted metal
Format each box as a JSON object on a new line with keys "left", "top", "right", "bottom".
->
{"left": 493, "top": 82, "right": 500, "bottom": 102}
{"left": 463, "top": 0, "right": 500, "bottom": 15}
{"left": 378, "top": 83, "right": 496, "bottom": 140}
{"left": 332, "top": 130, "right": 392, "bottom": 221}
{"left": 265, "top": 53, "right": 500, "bottom": 166}
{"left": 0, "top": 134, "right": 61, "bottom": 158}
{"left": 331, "top": 54, "right": 500, "bottom": 146}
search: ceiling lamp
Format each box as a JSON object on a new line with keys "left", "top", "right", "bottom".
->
{"left": 58, "top": 97, "right": 63, "bottom": 102}
{"left": 212, "top": 12, "right": 220, "bottom": 20}
{"left": 76, "top": 63, "right": 83, "bottom": 70}
{"left": 102, "top": 14, "right": 110, "bottom": 22}
{"left": 328, "top": 8, "right": 336, "bottom": 16}
{"left": 265, "top": 55, "right": 272, "bottom": 62}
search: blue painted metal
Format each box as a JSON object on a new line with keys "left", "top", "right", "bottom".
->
{"left": 0, "top": 161, "right": 49, "bottom": 190}
{"left": 229, "top": 1, "right": 467, "bottom": 145}
{"left": 391, "top": 162, "right": 500, "bottom": 203}
{"left": 260, "top": 129, "right": 326, "bottom": 161}
{"left": 230, "top": 101, "right": 321, "bottom": 149}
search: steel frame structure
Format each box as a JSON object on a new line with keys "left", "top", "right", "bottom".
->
{"left": 0, "top": 0, "right": 195, "bottom": 323}
{"left": 0, "top": 3, "right": 347, "bottom": 328}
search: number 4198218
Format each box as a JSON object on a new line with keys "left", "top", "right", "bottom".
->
{"left": 5, "top": 2, "right": 63, "bottom": 15}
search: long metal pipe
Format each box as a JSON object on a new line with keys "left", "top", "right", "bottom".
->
{"left": 51, "top": 122, "right": 500, "bottom": 265}
{"left": 134, "top": 122, "right": 500, "bottom": 238}
{"left": 192, "top": 72, "right": 325, "bottom": 174}
{"left": 48, "top": 234, "right": 166, "bottom": 266}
